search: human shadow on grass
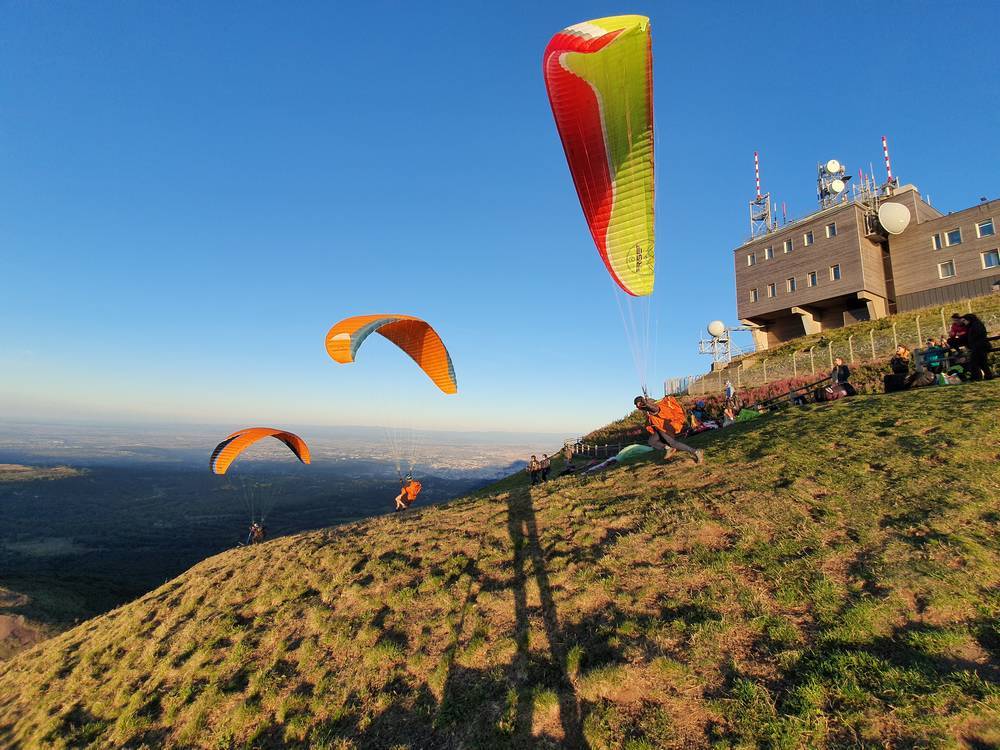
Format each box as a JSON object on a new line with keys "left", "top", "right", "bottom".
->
{"left": 431, "top": 487, "right": 587, "bottom": 746}
{"left": 503, "top": 488, "right": 587, "bottom": 747}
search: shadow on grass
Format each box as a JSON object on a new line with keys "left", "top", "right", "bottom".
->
{"left": 504, "top": 488, "right": 586, "bottom": 748}
{"left": 433, "top": 486, "right": 591, "bottom": 747}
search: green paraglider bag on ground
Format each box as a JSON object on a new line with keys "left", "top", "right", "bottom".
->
{"left": 736, "top": 408, "right": 761, "bottom": 422}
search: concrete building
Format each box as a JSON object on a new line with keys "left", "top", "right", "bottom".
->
{"left": 734, "top": 180, "right": 999, "bottom": 350}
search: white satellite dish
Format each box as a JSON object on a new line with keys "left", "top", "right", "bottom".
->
{"left": 878, "top": 201, "right": 912, "bottom": 235}
{"left": 826, "top": 159, "right": 842, "bottom": 174}
{"left": 830, "top": 178, "right": 845, "bottom": 194}
{"left": 707, "top": 320, "right": 727, "bottom": 338}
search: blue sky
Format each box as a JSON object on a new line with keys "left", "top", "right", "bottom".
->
{"left": 1, "top": 1, "right": 998, "bottom": 434}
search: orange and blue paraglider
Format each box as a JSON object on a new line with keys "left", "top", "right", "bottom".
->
{"left": 325, "top": 314, "right": 457, "bottom": 394}
{"left": 209, "top": 428, "right": 311, "bottom": 475}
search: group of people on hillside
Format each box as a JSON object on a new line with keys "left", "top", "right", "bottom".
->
{"left": 526, "top": 454, "right": 551, "bottom": 484}
{"left": 519, "top": 311, "right": 992, "bottom": 488}
{"left": 885, "top": 312, "right": 994, "bottom": 391}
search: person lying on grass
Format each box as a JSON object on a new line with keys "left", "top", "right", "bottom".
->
{"left": 634, "top": 395, "right": 704, "bottom": 464}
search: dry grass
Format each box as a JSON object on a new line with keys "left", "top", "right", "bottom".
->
{"left": 0, "top": 382, "right": 998, "bottom": 748}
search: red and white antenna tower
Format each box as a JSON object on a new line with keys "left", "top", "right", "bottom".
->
{"left": 754, "top": 151, "right": 761, "bottom": 199}
{"left": 882, "top": 135, "right": 895, "bottom": 187}
{"left": 749, "top": 151, "right": 772, "bottom": 237}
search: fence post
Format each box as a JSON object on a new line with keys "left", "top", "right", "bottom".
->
{"left": 736, "top": 363, "right": 742, "bottom": 388}
{"left": 828, "top": 345, "right": 834, "bottom": 369}
{"left": 718, "top": 371, "right": 723, "bottom": 392}
{"left": 892, "top": 322, "right": 898, "bottom": 350}
{"left": 869, "top": 329, "right": 876, "bottom": 359}
{"left": 848, "top": 335, "right": 855, "bottom": 364}
{"left": 763, "top": 357, "right": 769, "bottom": 382}
{"left": 940, "top": 307, "right": 947, "bottom": 336}
{"left": 915, "top": 315, "right": 922, "bottom": 346}
{"left": 967, "top": 299, "right": 972, "bottom": 314}
{"left": 809, "top": 346, "right": 816, "bottom": 375}
{"left": 793, "top": 352, "right": 798, "bottom": 378}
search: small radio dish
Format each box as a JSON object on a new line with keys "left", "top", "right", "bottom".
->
{"left": 830, "top": 179, "right": 845, "bottom": 194}
{"left": 826, "top": 159, "right": 842, "bottom": 174}
{"left": 707, "top": 320, "right": 727, "bottom": 338}
{"left": 877, "top": 201, "right": 912, "bottom": 235}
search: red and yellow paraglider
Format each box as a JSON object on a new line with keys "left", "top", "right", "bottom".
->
{"left": 543, "top": 15, "right": 655, "bottom": 298}
{"left": 544, "top": 15, "right": 658, "bottom": 388}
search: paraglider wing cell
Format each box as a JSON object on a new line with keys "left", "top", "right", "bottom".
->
{"left": 210, "top": 428, "right": 311, "bottom": 475}
{"left": 543, "top": 15, "right": 655, "bottom": 297}
{"left": 325, "top": 314, "right": 457, "bottom": 394}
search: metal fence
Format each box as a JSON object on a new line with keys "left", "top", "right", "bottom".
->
{"left": 673, "top": 303, "right": 1000, "bottom": 398}
{"left": 564, "top": 440, "right": 624, "bottom": 459}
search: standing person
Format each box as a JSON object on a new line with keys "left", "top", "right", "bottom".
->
{"left": 527, "top": 455, "right": 541, "bottom": 485}
{"left": 539, "top": 454, "right": 551, "bottom": 482}
{"left": 633, "top": 396, "right": 704, "bottom": 464}
{"left": 560, "top": 445, "right": 577, "bottom": 475}
{"left": 947, "top": 314, "right": 969, "bottom": 350}
{"left": 963, "top": 314, "right": 994, "bottom": 381}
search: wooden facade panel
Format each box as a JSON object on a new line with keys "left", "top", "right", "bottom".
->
{"left": 887, "top": 199, "right": 1000, "bottom": 296}
{"left": 897, "top": 275, "right": 1000, "bottom": 312}
{"left": 735, "top": 203, "right": 881, "bottom": 319}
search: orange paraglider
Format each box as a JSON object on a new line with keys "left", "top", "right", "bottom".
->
{"left": 325, "top": 314, "right": 457, "bottom": 394}
{"left": 209, "top": 428, "right": 311, "bottom": 475}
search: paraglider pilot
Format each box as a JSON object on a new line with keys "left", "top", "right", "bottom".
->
{"left": 246, "top": 522, "right": 266, "bottom": 545}
{"left": 634, "top": 395, "right": 704, "bottom": 464}
{"left": 395, "top": 474, "right": 422, "bottom": 511}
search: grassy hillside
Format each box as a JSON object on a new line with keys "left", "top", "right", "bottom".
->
{"left": 1, "top": 383, "right": 998, "bottom": 748}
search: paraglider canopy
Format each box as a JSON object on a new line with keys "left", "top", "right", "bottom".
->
{"left": 616, "top": 444, "right": 655, "bottom": 463}
{"left": 543, "top": 15, "right": 655, "bottom": 297}
{"left": 210, "top": 428, "right": 311, "bottom": 475}
{"left": 325, "top": 314, "right": 457, "bottom": 394}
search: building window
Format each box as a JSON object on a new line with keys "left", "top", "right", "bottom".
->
{"left": 804, "top": 231, "right": 814, "bottom": 246}
{"left": 830, "top": 264, "right": 841, "bottom": 281}
{"left": 825, "top": 222, "right": 837, "bottom": 238}
{"left": 783, "top": 239, "right": 793, "bottom": 253}
{"left": 747, "top": 252, "right": 756, "bottom": 266}
{"left": 944, "top": 228, "right": 962, "bottom": 246}
{"left": 767, "top": 283, "right": 776, "bottom": 298}
{"left": 938, "top": 260, "right": 956, "bottom": 279}
{"left": 932, "top": 233, "right": 943, "bottom": 250}
{"left": 807, "top": 271, "right": 818, "bottom": 287}
{"left": 786, "top": 277, "right": 797, "bottom": 292}
{"left": 764, "top": 246, "right": 774, "bottom": 260}
{"left": 977, "top": 218, "right": 995, "bottom": 238}
{"left": 749, "top": 288, "right": 759, "bottom": 303}
{"left": 983, "top": 249, "right": 1000, "bottom": 269}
